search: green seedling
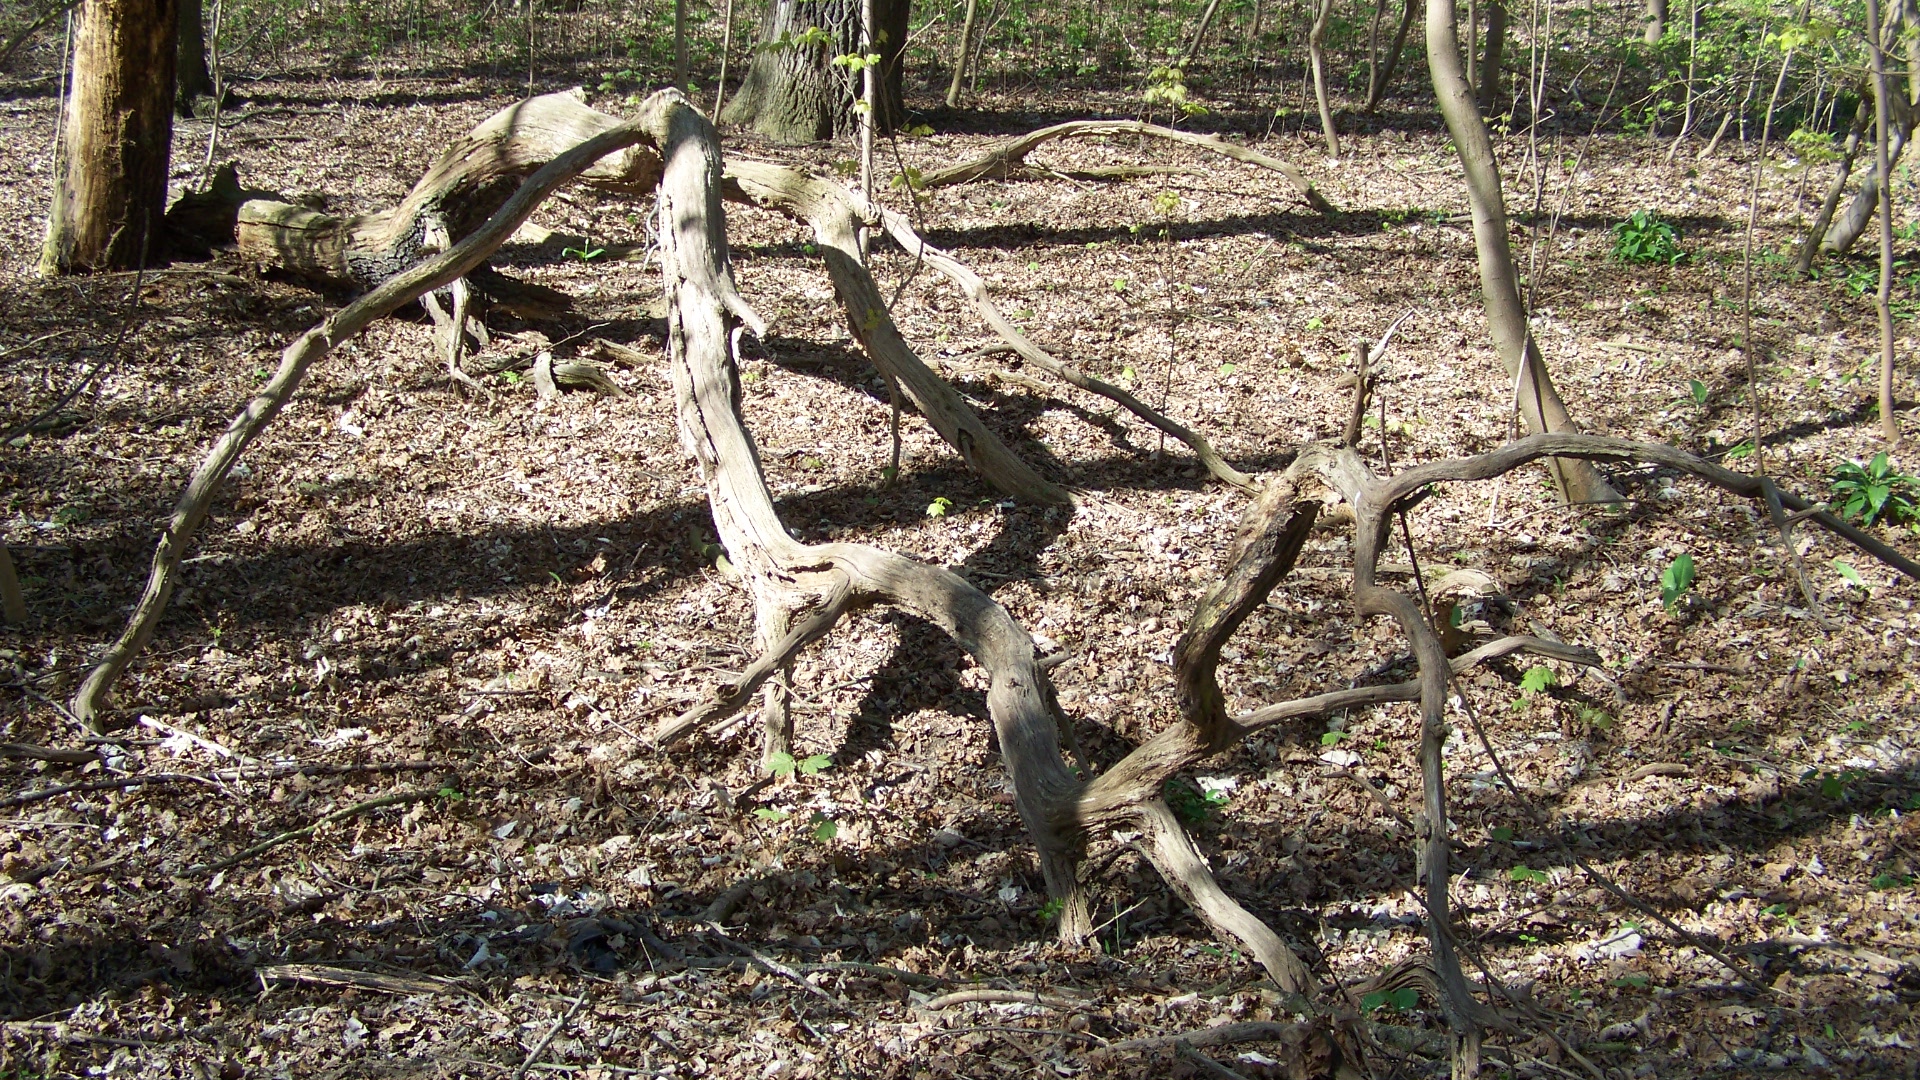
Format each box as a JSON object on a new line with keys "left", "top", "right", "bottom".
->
{"left": 1830, "top": 453, "right": 1920, "bottom": 527}
{"left": 926, "top": 496, "right": 954, "bottom": 518}
{"left": 1660, "top": 553, "right": 1696, "bottom": 612}
{"left": 1361, "top": 987, "right": 1419, "bottom": 1013}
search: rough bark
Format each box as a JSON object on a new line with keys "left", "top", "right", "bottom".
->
{"left": 1425, "top": 0, "right": 1619, "bottom": 504}
{"left": 39, "top": 0, "right": 178, "bottom": 276}
{"left": 1870, "top": 0, "right": 1902, "bottom": 443}
{"left": 174, "top": 0, "right": 211, "bottom": 116}
{"left": 721, "top": 0, "right": 907, "bottom": 142}
{"left": 1822, "top": 119, "right": 1909, "bottom": 259}
{"left": 1365, "top": 0, "right": 1420, "bottom": 113}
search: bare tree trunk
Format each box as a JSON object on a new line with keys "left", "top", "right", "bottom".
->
{"left": 40, "top": 0, "right": 177, "bottom": 276}
{"left": 175, "top": 0, "right": 210, "bottom": 115}
{"left": 1871, "top": 0, "right": 1903, "bottom": 443}
{"left": 1465, "top": 0, "right": 1477, "bottom": 94}
{"left": 1822, "top": 121, "right": 1908, "bottom": 257}
{"left": 1795, "top": 97, "right": 1869, "bottom": 275}
{"left": 1427, "top": 0, "right": 1619, "bottom": 503}
{"left": 1366, "top": 0, "right": 1418, "bottom": 112}
{"left": 1478, "top": 0, "right": 1503, "bottom": 107}
{"left": 945, "top": 0, "right": 977, "bottom": 107}
{"left": 1644, "top": 0, "right": 1666, "bottom": 42}
{"left": 1309, "top": 0, "right": 1341, "bottom": 155}
{"left": 722, "top": 0, "right": 907, "bottom": 142}
{"left": 1179, "top": 0, "right": 1226, "bottom": 68}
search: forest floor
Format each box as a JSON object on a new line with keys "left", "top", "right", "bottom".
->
{"left": 2, "top": 55, "right": 1920, "bottom": 1080}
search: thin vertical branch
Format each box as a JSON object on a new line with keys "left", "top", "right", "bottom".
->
{"left": 1741, "top": 30, "right": 1793, "bottom": 478}
{"left": 1870, "top": 0, "right": 1903, "bottom": 443}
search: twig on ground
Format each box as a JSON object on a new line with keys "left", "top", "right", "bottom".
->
{"left": 921, "top": 988, "right": 1091, "bottom": 1011}
{"left": 511, "top": 995, "right": 588, "bottom": 1080}
{"left": 1176, "top": 1041, "right": 1254, "bottom": 1080}
{"left": 187, "top": 789, "right": 429, "bottom": 876}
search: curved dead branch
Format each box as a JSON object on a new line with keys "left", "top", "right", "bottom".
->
{"left": 913, "top": 120, "right": 1336, "bottom": 214}
{"left": 868, "top": 205, "right": 1258, "bottom": 491}
{"left": 1379, "top": 433, "right": 1920, "bottom": 582}
{"left": 650, "top": 98, "right": 1095, "bottom": 943}
{"left": 721, "top": 160, "right": 1071, "bottom": 507}
{"left": 71, "top": 115, "right": 662, "bottom": 727}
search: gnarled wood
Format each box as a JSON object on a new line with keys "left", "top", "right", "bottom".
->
{"left": 174, "top": 92, "right": 664, "bottom": 290}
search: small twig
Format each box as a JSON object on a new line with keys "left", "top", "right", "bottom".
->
{"left": 1566, "top": 851, "right": 1768, "bottom": 993}
{"left": 512, "top": 995, "right": 588, "bottom": 1080}
{"left": 922, "top": 988, "right": 1090, "bottom": 1011}
{"left": 704, "top": 923, "right": 845, "bottom": 1009}
{"left": 186, "top": 790, "right": 428, "bottom": 876}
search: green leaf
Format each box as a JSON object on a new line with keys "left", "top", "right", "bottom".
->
{"left": 1519, "top": 665, "right": 1557, "bottom": 694}
{"left": 1218, "top": 362, "right": 1238, "bottom": 375}
{"left": 753, "top": 807, "right": 790, "bottom": 822}
{"left": 926, "top": 496, "right": 953, "bottom": 518}
{"left": 1834, "top": 559, "right": 1866, "bottom": 589}
{"left": 797, "top": 754, "right": 832, "bottom": 776}
{"left": 1688, "top": 379, "right": 1708, "bottom": 404}
{"left": 1510, "top": 866, "right": 1550, "bottom": 884}
{"left": 810, "top": 812, "right": 838, "bottom": 842}
{"left": 1659, "top": 553, "right": 1696, "bottom": 612}
{"left": 1360, "top": 987, "right": 1419, "bottom": 1012}
{"left": 1490, "top": 826, "right": 1515, "bottom": 842}
{"left": 1320, "top": 730, "right": 1348, "bottom": 746}
{"left": 767, "top": 752, "right": 798, "bottom": 778}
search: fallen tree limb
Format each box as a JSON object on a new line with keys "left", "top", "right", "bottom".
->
{"left": 722, "top": 160, "right": 1070, "bottom": 507}
{"left": 649, "top": 95, "right": 1095, "bottom": 942}
{"left": 72, "top": 116, "right": 661, "bottom": 727}
{"left": 869, "top": 204, "right": 1256, "bottom": 491}
{"left": 921, "top": 988, "right": 1091, "bottom": 1010}
{"left": 913, "top": 120, "right": 1335, "bottom": 214}
{"left": 186, "top": 789, "right": 428, "bottom": 876}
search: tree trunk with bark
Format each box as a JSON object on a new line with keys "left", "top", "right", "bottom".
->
{"left": 1426, "top": 0, "right": 1618, "bottom": 504}
{"left": 1478, "top": 0, "right": 1503, "bottom": 108}
{"left": 175, "top": 0, "right": 211, "bottom": 116}
{"left": 1365, "top": 0, "right": 1419, "bottom": 113}
{"left": 721, "top": 0, "right": 907, "bottom": 142}
{"left": 40, "top": 0, "right": 178, "bottom": 276}
{"left": 1645, "top": 0, "right": 1666, "bottom": 43}
{"left": 945, "top": 0, "right": 977, "bottom": 107}
{"left": 1308, "top": 0, "right": 1341, "bottom": 155}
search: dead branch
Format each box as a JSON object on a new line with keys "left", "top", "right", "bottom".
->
{"left": 722, "top": 160, "right": 1070, "bottom": 507}
{"left": 913, "top": 120, "right": 1335, "bottom": 214}
{"left": 69, "top": 114, "right": 661, "bottom": 727}
{"left": 868, "top": 204, "right": 1256, "bottom": 491}
{"left": 647, "top": 96, "right": 1095, "bottom": 941}
{"left": 1376, "top": 433, "right": 1919, "bottom": 581}
{"left": 921, "top": 989, "right": 1091, "bottom": 1010}
{"left": 186, "top": 789, "right": 429, "bottom": 876}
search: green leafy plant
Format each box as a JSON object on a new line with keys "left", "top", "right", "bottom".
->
{"left": 1038, "top": 897, "right": 1066, "bottom": 922}
{"left": 767, "top": 752, "right": 832, "bottom": 778}
{"left": 1834, "top": 559, "right": 1867, "bottom": 591}
{"left": 1687, "top": 378, "right": 1709, "bottom": 405}
{"left": 561, "top": 244, "right": 606, "bottom": 261}
{"left": 1490, "top": 826, "right": 1516, "bottom": 843}
{"left": 1872, "top": 870, "right": 1913, "bottom": 890}
{"left": 1660, "top": 553, "right": 1696, "bottom": 612}
{"left": 1164, "top": 778, "right": 1228, "bottom": 825}
{"left": 1829, "top": 453, "right": 1920, "bottom": 527}
{"left": 925, "top": 496, "right": 954, "bottom": 518}
{"left": 437, "top": 785, "right": 466, "bottom": 802}
{"left": 1510, "top": 866, "right": 1550, "bottom": 885}
{"left": 753, "top": 807, "right": 791, "bottom": 822}
{"left": 1612, "top": 210, "right": 1684, "bottom": 265}
{"left": 809, "top": 811, "right": 838, "bottom": 842}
